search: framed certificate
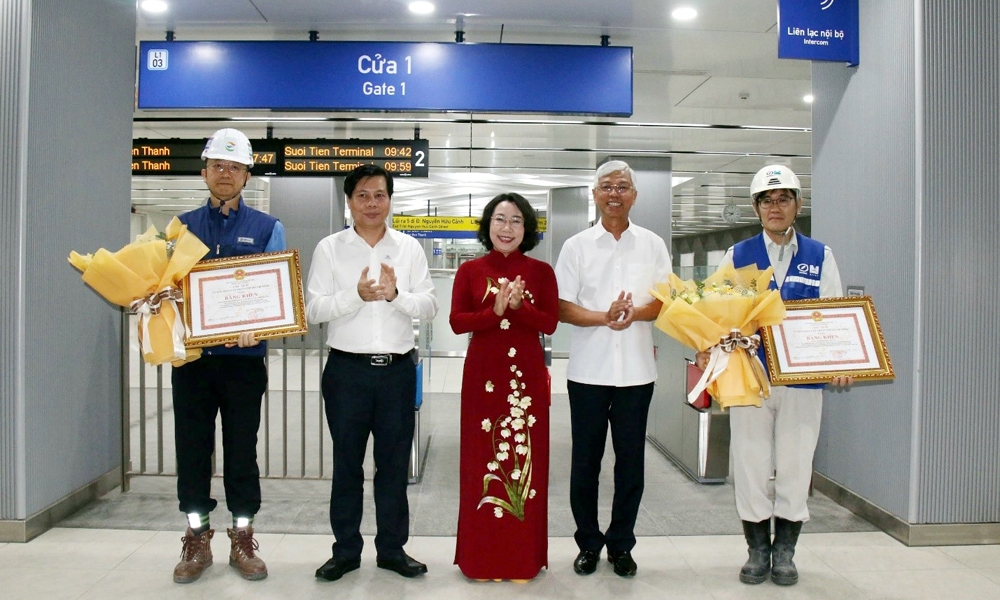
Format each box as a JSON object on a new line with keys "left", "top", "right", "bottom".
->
{"left": 182, "top": 250, "right": 308, "bottom": 347}
{"left": 760, "top": 296, "right": 894, "bottom": 385}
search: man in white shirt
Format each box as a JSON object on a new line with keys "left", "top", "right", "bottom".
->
{"left": 710, "top": 165, "right": 851, "bottom": 587}
{"left": 554, "top": 160, "right": 673, "bottom": 578}
{"left": 306, "top": 164, "right": 438, "bottom": 582}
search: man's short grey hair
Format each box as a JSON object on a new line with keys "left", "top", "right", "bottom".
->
{"left": 593, "top": 160, "right": 637, "bottom": 190}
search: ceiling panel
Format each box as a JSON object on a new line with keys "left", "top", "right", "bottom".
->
{"left": 137, "top": 0, "right": 266, "bottom": 28}
{"left": 679, "top": 76, "right": 813, "bottom": 111}
{"left": 133, "top": 0, "right": 815, "bottom": 237}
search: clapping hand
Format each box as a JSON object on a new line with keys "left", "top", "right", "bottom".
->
{"left": 493, "top": 278, "right": 511, "bottom": 316}
{"left": 508, "top": 276, "right": 525, "bottom": 310}
{"left": 358, "top": 265, "right": 396, "bottom": 302}
{"left": 493, "top": 276, "right": 526, "bottom": 316}
{"left": 606, "top": 291, "right": 635, "bottom": 331}
{"left": 378, "top": 263, "right": 398, "bottom": 302}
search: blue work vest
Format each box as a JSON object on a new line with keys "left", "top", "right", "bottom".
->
{"left": 180, "top": 198, "right": 277, "bottom": 259}
{"left": 733, "top": 232, "right": 825, "bottom": 390}
{"left": 179, "top": 198, "right": 278, "bottom": 357}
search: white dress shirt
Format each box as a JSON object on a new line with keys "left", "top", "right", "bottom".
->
{"left": 720, "top": 229, "right": 843, "bottom": 299}
{"left": 555, "top": 220, "right": 673, "bottom": 387}
{"left": 306, "top": 227, "right": 438, "bottom": 354}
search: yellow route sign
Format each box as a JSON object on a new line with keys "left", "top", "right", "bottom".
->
{"left": 392, "top": 216, "right": 546, "bottom": 232}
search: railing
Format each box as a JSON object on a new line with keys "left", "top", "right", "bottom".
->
{"left": 121, "top": 293, "right": 536, "bottom": 488}
{"left": 124, "top": 315, "right": 334, "bottom": 487}
{"left": 123, "top": 311, "right": 436, "bottom": 489}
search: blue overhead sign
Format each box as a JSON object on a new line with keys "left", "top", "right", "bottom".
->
{"left": 778, "top": 0, "right": 859, "bottom": 66}
{"left": 137, "top": 41, "right": 633, "bottom": 116}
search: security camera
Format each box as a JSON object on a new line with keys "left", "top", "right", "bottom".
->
{"left": 739, "top": 91, "right": 750, "bottom": 101}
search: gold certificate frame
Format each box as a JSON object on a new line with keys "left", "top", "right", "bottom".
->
{"left": 182, "top": 250, "right": 308, "bottom": 348}
{"left": 760, "top": 296, "right": 894, "bottom": 385}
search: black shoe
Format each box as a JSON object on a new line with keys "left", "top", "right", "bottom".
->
{"left": 573, "top": 550, "right": 600, "bottom": 575}
{"left": 739, "top": 519, "right": 771, "bottom": 585}
{"left": 376, "top": 552, "right": 428, "bottom": 578}
{"left": 608, "top": 550, "right": 637, "bottom": 577}
{"left": 315, "top": 556, "right": 361, "bottom": 581}
{"left": 771, "top": 518, "right": 803, "bottom": 586}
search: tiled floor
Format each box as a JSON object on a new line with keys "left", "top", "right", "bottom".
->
{"left": 7, "top": 356, "right": 998, "bottom": 598}
{"left": 2, "top": 528, "right": 1000, "bottom": 599}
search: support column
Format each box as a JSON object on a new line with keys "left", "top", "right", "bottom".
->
{"left": 811, "top": 0, "right": 1000, "bottom": 544}
{"left": 547, "top": 185, "right": 590, "bottom": 354}
{"left": 0, "top": 0, "right": 136, "bottom": 541}
{"left": 606, "top": 156, "right": 673, "bottom": 241}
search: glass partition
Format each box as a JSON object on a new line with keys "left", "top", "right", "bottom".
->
{"left": 429, "top": 270, "right": 467, "bottom": 355}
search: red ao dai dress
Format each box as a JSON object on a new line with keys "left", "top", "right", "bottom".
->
{"left": 450, "top": 250, "right": 559, "bottom": 580}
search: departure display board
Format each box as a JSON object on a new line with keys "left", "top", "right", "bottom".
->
{"left": 132, "top": 139, "right": 429, "bottom": 177}
{"left": 281, "top": 141, "right": 426, "bottom": 176}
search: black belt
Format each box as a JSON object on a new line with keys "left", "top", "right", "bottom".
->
{"left": 330, "top": 347, "right": 414, "bottom": 367}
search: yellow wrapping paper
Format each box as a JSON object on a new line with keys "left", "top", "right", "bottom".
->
{"left": 69, "top": 217, "right": 208, "bottom": 366}
{"left": 650, "top": 264, "right": 786, "bottom": 409}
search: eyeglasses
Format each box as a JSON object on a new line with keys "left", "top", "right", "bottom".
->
{"left": 597, "top": 184, "right": 633, "bottom": 195}
{"left": 208, "top": 162, "right": 248, "bottom": 175}
{"left": 757, "top": 194, "right": 796, "bottom": 208}
{"left": 491, "top": 215, "right": 524, "bottom": 228}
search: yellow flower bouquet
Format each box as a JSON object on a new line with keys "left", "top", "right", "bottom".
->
{"left": 68, "top": 217, "right": 208, "bottom": 366}
{"left": 650, "top": 264, "right": 786, "bottom": 409}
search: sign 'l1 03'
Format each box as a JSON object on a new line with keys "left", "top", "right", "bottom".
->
{"left": 137, "top": 41, "right": 633, "bottom": 116}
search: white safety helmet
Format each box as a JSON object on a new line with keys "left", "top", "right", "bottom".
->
{"left": 750, "top": 165, "right": 800, "bottom": 201}
{"left": 201, "top": 128, "right": 254, "bottom": 168}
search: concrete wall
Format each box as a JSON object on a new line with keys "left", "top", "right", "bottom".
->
{"left": 0, "top": 0, "right": 136, "bottom": 522}
{"left": 812, "top": 0, "right": 1000, "bottom": 525}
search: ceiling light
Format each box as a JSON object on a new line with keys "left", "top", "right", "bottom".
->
{"left": 409, "top": 1, "right": 435, "bottom": 15}
{"left": 671, "top": 7, "right": 697, "bottom": 21}
{"left": 803, "top": 94, "right": 815, "bottom": 103}
{"left": 140, "top": 0, "right": 168, "bottom": 13}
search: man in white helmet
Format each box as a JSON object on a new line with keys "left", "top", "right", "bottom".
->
{"left": 170, "top": 128, "right": 286, "bottom": 584}
{"left": 699, "top": 165, "right": 851, "bottom": 587}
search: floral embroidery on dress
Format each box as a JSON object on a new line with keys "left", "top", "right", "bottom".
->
{"left": 478, "top": 353, "right": 536, "bottom": 521}
{"left": 483, "top": 276, "right": 536, "bottom": 305}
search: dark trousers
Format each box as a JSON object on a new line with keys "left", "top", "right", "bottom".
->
{"left": 322, "top": 351, "right": 416, "bottom": 560}
{"left": 568, "top": 380, "right": 654, "bottom": 555}
{"left": 172, "top": 355, "right": 267, "bottom": 517}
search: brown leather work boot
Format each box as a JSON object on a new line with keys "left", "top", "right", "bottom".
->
{"left": 173, "top": 527, "right": 214, "bottom": 583}
{"left": 227, "top": 526, "right": 268, "bottom": 580}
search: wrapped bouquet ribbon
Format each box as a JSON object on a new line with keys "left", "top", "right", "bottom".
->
{"left": 69, "top": 217, "right": 209, "bottom": 366}
{"left": 650, "top": 264, "right": 786, "bottom": 409}
{"left": 128, "top": 286, "right": 188, "bottom": 362}
{"left": 688, "top": 329, "right": 769, "bottom": 408}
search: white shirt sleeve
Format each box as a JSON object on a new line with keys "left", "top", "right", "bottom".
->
{"left": 653, "top": 236, "right": 673, "bottom": 282}
{"left": 719, "top": 247, "right": 735, "bottom": 269}
{"left": 305, "top": 238, "right": 365, "bottom": 324}
{"left": 389, "top": 237, "right": 438, "bottom": 320}
{"left": 819, "top": 246, "right": 844, "bottom": 298}
{"left": 554, "top": 236, "right": 582, "bottom": 303}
